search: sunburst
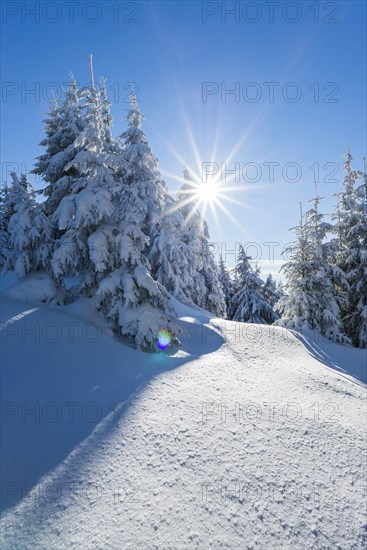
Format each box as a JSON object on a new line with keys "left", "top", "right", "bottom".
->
{"left": 158, "top": 100, "right": 275, "bottom": 240}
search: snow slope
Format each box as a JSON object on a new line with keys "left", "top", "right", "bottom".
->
{"left": 1, "top": 277, "right": 366, "bottom": 549}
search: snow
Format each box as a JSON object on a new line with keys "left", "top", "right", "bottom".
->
{"left": 1, "top": 282, "right": 366, "bottom": 549}
{"left": 3, "top": 272, "right": 62, "bottom": 304}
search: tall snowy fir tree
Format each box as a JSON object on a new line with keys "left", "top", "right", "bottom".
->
{"left": 275, "top": 199, "right": 350, "bottom": 344}
{"left": 119, "top": 91, "right": 166, "bottom": 258}
{"left": 326, "top": 148, "right": 366, "bottom": 347}
{"left": 150, "top": 193, "right": 194, "bottom": 304}
{"left": 199, "top": 228, "right": 226, "bottom": 317}
{"left": 218, "top": 254, "right": 233, "bottom": 317}
{"left": 175, "top": 168, "right": 207, "bottom": 307}
{"left": 14, "top": 61, "right": 185, "bottom": 351}
{"left": 33, "top": 76, "right": 84, "bottom": 217}
{"left": 50, "top": 61, "right": 118, "bottom": 294}
{"left": 99, "top": 77, "right": 113, "bottom": 144}
{"left": 6, "top": 174, "right": 51, "bottom": 278}
{"left": 340, "top": 157, "right": 367, "bottom": 347}
{"left": 231, "top": 245, "right": 276, "bottom": 324}
{"left": 261, "top": 274, "right": 282, "bottom": 314}
{"left": 1, "top": 175, "right": 31, "bottom": 271}
{"left": 0, "top": 183, "right": 11, "bottom": 268}
{"left": 95, "top": 93, "right": 183, "bottom": 350}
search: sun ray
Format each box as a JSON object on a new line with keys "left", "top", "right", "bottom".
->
{"left": 208, "top": 198, "right": 249, "bottom": 232}
{"left": 208, "top": 199, "right": 224, "bottom": 241}
{"left": 164, "top": 194, "right": 197, "bottom": 217}
{"left": 179, "top": 103, "right": 204, "bottom": 176}
{"left": 181, "top": 197, "right": 204, "bottom": 228}
{"left": 215, "top": 193, "right": 259, "bottom": 212}
{"left": 158, "top": 99, "right": 275, "bottom": 241}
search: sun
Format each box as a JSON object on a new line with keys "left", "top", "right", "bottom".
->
{"left": 159, "top": 107, "right": 262, "bottom": 236}
{"left": 195, "top": 180, "right": 221, "bottom": 202}
{"left": 161, "top": 166, "right": 254, "bottom": 237}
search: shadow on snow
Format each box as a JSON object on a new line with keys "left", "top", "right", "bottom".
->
{"left": 0, "top": 294, "right": 223, "bottom": 514}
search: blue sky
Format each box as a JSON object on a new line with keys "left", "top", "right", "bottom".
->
{"left": 1, "top": 0, "right": 366, "bottom": 275}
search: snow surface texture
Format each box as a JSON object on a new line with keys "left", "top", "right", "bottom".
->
{"left": 1, "top": 277, "right": 366, "bottom": 549}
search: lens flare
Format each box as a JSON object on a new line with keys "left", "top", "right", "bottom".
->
{"left": 156, "top": 329, "right": 172, "bottom": 350}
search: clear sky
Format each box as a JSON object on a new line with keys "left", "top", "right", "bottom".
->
{"left": 1, "top": 0, "right": 366, "bottom": 276}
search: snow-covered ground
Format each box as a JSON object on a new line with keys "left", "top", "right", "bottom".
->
{"left": 1, "top": 275, "right": 366, "bottom": 549}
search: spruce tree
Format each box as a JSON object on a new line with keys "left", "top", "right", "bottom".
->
{"left": 0, "top": 183, "right": 11, "bottom": 268}
{"left": 119, "top": 93, "right": 166, "bottom": 258}
{"left": 150, "top": 194, "right": 193, "bottom": 303}
{"left": 51, "top": 82, "right": 117, "bottom": 293}
{"left": 33, "top": 76, "right": 84, "bottom": 216}
{"left": 99, "top": 77, "right": 113, "bottom": 144}
{"left": 47, "top": 70, "right": 182, "bottom": 351}
{"left": 327, "top": 148, "right": 366, "bottom": 347}
{"left": 342, "top": 159, "right": 367, "bottom": 347}
{"left": 95, "top": 95, "right": 183, "bottom": 350}
{"left": 262, "top": 274, "right": 282, "bottom": 311}
{"left": 6, "top": 174, "right": 51, "bottom": 278}
{"left": 276, "top": 200, "right": 350, "bottom": 344}
{"left": 231, "top": 245, "right": 276, "bottom": 324}
{"left": 218, "top": 255, "right": 233, "bottom": 317}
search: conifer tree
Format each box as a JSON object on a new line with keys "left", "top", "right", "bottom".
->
{"left": 218, "top": 254, "right": 233, "bottom": 317}
{"left": 41, "top": 66, "right": 182, "bottom": 351}
{"left": 95, "top": 95, "right": 183, "bottom": 350}
{"left": 6, "top": 174, "right": 51, "bottom": 278}
{"left": 342, "top": 158, "right": 367, "bottom": 347}
{"left": 0, "top": 183, "right": 12, "bottom": 268}
{"left": 100, "top": 77, "right": 113, "bottom": 144}
{"left": 33, "top": 76, "right": 84, "bottom": 216}
{"left": 276, "top": 199, "right": 350, "bottom": 344}
{"left": 325, "top": 148, "right": 366, "bottom": 346}
{"left": 119, "top": 92, "right": 166, "bottom": 257}
{"left": 149, "top": 194, "right": 193, "bottom": 303}
{"left": 262, "top": 274, "right": 282, "bottom": 310}
{"left": 231, "top": 245, "right": 276, "bottom": 324}
{"left": 50, "top": 65, "right": 117, "bottom": 294}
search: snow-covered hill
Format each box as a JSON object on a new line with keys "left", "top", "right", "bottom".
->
{"left": 1, "top": 276, "right": 366, "bottom": 549}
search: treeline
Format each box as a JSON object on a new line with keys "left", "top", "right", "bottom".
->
{"left": 0, "top": 61, "right": 365, "bottom": 350}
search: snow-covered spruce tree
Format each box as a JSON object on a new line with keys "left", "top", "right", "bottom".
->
{"left": 99, "top": 77, "right": 113, "bottom": 145}
{"left": 0, "top": 183, "right": 12, "bottom": 268}
{"left": 341, "top": 158, "right": 367, "bottom": 347}
{"left": 95, "top": 190, "right": 183, "bottom": 351}
{"left": 117, "top": 93, "right": 190, "bottom": 309}
{"left": 275, "top": 279, "right": 286, "bottom": 300}
{"left": 307, "top": 192, "right": 350, "bottom": 342}
{"left": 50, "top": 67, "right": 118, "bottom": 294}
{"left": 149, "top": 193, "right": 194, "bottom": 304}
{"left": 1, "top": 175, "right": 29, "bottom": 271}
{"left": 95, "top": 95, "right": 183, "bottom": 350}
{"left": 32, "top": 76, "right": 84, "bottom": 217}
{"left": 6, "top": 174, "right": 51, "bottom": 278}
{"left": 262, "top": 274, "right": 282, "bottom": 311}
{"left": 199, "top": 228, "right": 226, "bottom": 317}
{"left": 275, "top": 200, "right": 350, "bottom": 343}
{"left": 230, "top": 245, "right": 276, "bottom": 324}
{"left": 176, "top": 169, "right": 226, "bottom": 317}
{"left": 37, "top": 65, "right": 181, "bottom": 351}
{"left": 275, "top": 206, "right": 315, "bottom": 331}
{"left": 325, "top": 149, "right": 366, "bottom": 346}
{"left": 119, "top": 92, "right": 166, "bottom": 257}
{"left": 218, "top": 254, "right": 233, "bottom": 317}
